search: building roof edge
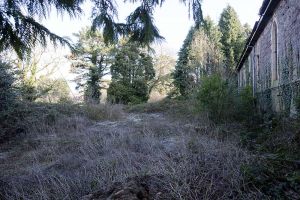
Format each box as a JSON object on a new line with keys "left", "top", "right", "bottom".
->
{"left": 236, "top": 0, "right": 282, "bottom": 72}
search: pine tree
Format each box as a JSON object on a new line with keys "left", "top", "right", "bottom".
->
{"left": 69, "top": 28, "right": 113, "bottom": 103}
{"left": 108, "top": 41, "right": 155, "bottom": 104}
{"left": 173, "top": 17, "right": 223, "bottom": 96}
{"left": 173, "top": 27, "right": 196, "bottom": 96}
{"left": 219, "top": 6, "right": 245, "bottom": 72}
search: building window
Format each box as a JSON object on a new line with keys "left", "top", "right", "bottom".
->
{"left": 256, "top": 55, "right": 260, "bottom": 81}
{"left": 271, "top": 21, "right": 278, "bottom": 81}
{"left": 255, "top": 42, "right": 260, "bottom": 84}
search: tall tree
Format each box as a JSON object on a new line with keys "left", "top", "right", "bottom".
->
{"left": 218, "top": 5, "right": 245, "bottom": 72}
{"left": 174, "top": 17, "right": 223, "bottom": 96}
{"left": 70, "top": 28, "right": 113, "bottom": 103}
{"left": 173, "top": 27, "right": 196, "bottom": 96}
{"left": 189, "top": 17, "right": 223, "bottom": 80}
{"left": 0, "top": 0, "right": 203, "bottom": 58}
{"left": 8, "top": 46, "right": 66, "bottom": 102}
{"left": 0, "top": 61, "right": 17, "bottom": 111}
{"left": 108, "top": 41, "right": 155, "bottom": 104}
{"left": 150, "top": 54, "right": 176, "bottom": 97}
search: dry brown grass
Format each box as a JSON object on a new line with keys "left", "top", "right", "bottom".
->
{"left": 0, "top": 109, "right": 261, "bottom": 199}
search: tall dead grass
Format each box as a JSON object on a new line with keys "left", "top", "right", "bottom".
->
{"left": 0, "top": 111, "right": 261, "bottom": 199}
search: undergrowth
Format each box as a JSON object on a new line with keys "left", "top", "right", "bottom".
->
{"left": 0, "top": 102, "right": 124, "bottom": 143}
{"left": 130, "top": 95, "right": 300, "bottom": 199}
{"left": 240, "top": 117, "right": 300, "bottom": 199}
{"left": 0, "top": 102, "right": 259, "bottom": 199}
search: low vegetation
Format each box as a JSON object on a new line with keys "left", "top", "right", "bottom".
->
{"left": 0, "top": 101, "right": 124, "bottom": 143}
{"left": 1, "top": 102, "right": 262, "bottom": 199}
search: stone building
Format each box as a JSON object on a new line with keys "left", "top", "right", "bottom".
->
{"left": 237, "top": 0, "right": 300, "bottom": 115}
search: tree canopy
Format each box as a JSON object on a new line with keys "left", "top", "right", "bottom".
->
{"left": 219, "top": 5, "right": 247, "bottom": 71}
{"left": 69, "top": 28, "right": 114, "bottom": 103}
{"left": 173, "top": 17, "right": 223, "bottom": 96}
{"left": 0, "top": 0, "right": 82, "bottom": 58}
{"left": 108, "top": 40, "right": 155, "bottom": 104}
{"left": 0, "top": 0, "right": 203, "bottom": 58}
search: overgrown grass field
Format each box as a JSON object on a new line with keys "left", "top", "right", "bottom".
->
{"left": 0, "top": 101, "right": 264, "bottom": 199}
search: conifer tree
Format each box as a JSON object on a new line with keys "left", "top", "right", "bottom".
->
{"left": 174, "top": 17, "right": 223, "bottom": 96}
{"left": 70, "top": 28, "right": 114, "bottom": 103}
{"left": 0, "top": 0, "right": 82, "bottom": 58}
{"left": 108, "top": 41, "right": 155, "bottom": 104}
{"left": 173, "top": 27, "right": 196, "bottom": 96}
{"left": 218, "top": 6, "right": 245, "bottom": 72}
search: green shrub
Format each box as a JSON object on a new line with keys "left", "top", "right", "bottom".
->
{"left": 237, "top": 85, "right": 256, "bottom": 121}
{"left": 108, "top": 81, "right": 149, "bottom": 105}
{"left": 196, "top": 74, "right": 235, "bottom": 121}
{"left": 195, "top": 74, "right": 257, "bottom": 122}
{"left": 0, "top": 61, "right": 19, "bottom": 141}
{"left": 295, "top": 95, "right": 300, "bottom": 112}
{"left": 0, "top": 62, "right": 17, "bottom": 110}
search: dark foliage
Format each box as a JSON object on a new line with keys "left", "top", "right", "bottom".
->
{"left": 0, "top": 0, "right": 203, "bottom": 58}
{"left": 0, "top": 0, "right": 81, "bottom": 58}
{"left": 107, "top": 41, "right": 155, "bottom": 104}
{"left": 0, "top": 61, "right": 17, "bottom": 111}
{"left": 173, "top": 27, "right": 196, "bottom": 96}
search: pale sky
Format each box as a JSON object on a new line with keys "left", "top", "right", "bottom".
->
{"left": 43, "top": 0, "right": 264, "bottom": 56}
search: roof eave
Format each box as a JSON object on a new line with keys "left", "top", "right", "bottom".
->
{"left": 236, "top": 0, "right": 282, "bottom": 71}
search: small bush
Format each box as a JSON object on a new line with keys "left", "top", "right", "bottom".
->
{"left": 195, "top": 74, "right": 257, "bottom": 122}
{"left": 237, "top": 85, "right": 256, "bottom": 122}
{"left": 108, "top": 81, "right": 148, "bottom": 105}
{"left": 196, "top": 74, "right": 236, "bottom": 121}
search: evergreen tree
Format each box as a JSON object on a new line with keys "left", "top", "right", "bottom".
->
{"left": 174, "top": 17, "right": 223, "bottom": 96}
{"left": 173, "top": 27, "right": 196, "bottom": 96}
{"left": 219, "top": 6, "right": 245, "bottom": 72}
{"left": 0, "top": 61, "right": 17, "bottom": 111}
{"left": 108, "top": 41, "right": 155, "bottom": 104}
{"left": 70, "top": 28, "right": 113, "bottom": 103}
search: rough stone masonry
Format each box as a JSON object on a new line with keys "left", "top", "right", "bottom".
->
{"left": 237, "top": 0, "right": 300, "bottom": 116}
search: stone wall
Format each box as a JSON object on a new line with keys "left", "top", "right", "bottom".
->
{"left": 239, "top": 0, "right": 300, "bottom": 115}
